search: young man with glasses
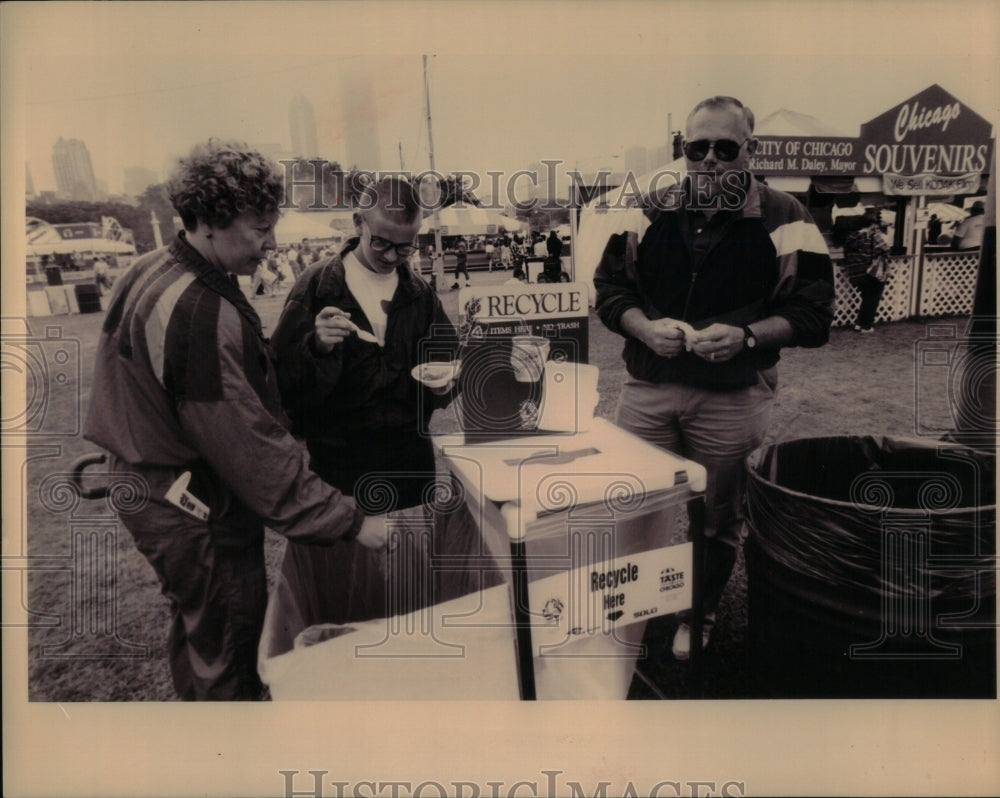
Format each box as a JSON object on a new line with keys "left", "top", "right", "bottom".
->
{"left": 594, "top": 96, "right": 835, "bottom": 660}
{"left": 269, "top": 176, "right": 470, "bottom": 628}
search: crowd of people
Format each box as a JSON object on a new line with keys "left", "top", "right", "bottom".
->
{"left": 419, "top": 229, "right": 568, "bottom": 291}
{"left": 83, "top": 92, "right": 988, "bottom": 700}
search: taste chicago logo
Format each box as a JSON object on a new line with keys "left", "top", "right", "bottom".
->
{"left": 659, "top": 566, "right": 685, "bottom": 592}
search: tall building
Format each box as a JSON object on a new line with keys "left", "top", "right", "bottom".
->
{"left": 123, "top": 166, "right": 159, "bottom": 197}
{"left": 26, "top": 164, "right": 36, "bottom": 199}
{"left": 51, "top": 137, "right": 98, "bottom": 201}
{"left": 339, "top": 58, "right": 381, "bottom": 171}
{"left": 289, "top": 94, "right": 319, "bottom": 158}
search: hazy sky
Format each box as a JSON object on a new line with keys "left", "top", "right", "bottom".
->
{"left": 7, "top": 2, "right": 1000, "bottom": 197}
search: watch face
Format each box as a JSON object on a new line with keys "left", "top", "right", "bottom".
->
{"left": 744, "top": 327, "right": 756, "bottom": 348}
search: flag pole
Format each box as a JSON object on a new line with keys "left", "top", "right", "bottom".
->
{"left": 424, "top": 55, "right": 443, "bottom": 256}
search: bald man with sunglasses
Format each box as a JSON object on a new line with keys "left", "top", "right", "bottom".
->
{"left": 594, "top": 96, "right": 835, "bottom": 660}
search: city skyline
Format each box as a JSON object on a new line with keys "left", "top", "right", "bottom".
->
{"left": 16, "top": 6, "right": 996, "bottom": 200}
{"left": 50, "top": 136, "right": 97, "bottom": 201}
{"left": 27, "top": 109, "right": 685, "bottom": 204}
{"left": 288, "top": 93, "right": 319, "bottom": 159}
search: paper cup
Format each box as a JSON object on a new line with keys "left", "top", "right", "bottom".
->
{"left": 510, "top": 335, "right": 550, "bottom": 382}
{"left": 411, "top": 360, "right": 459, "bottom": 389}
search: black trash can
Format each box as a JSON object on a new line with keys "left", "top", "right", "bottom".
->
{"left": 45, "top": 266, "right": 64, "bottom": 286}
{"left": 745, "top": 436, "right": 995, "bottom": 698}
{"left": 75, "top": 283, "right": 103, "bottom": 314}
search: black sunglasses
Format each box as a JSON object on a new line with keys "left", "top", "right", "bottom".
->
{"left": 683, "top": 137, "right": 750, "bottom": 162}
{"left": 365, "top": 221, "right": 417, "bottom": 257}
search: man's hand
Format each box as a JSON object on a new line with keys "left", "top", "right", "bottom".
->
{"left": 686, "top": 323, "right": 744, "bottom": 363}
{"left": 314, "top": 306, "right": 354, "bottom": 354}
{"left": 639, "top": 318, "right": 692, "bottom": 359}
{"left": 354, "top": 513, "right": 389, "bottom": 549}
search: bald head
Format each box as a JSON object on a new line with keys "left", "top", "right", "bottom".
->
{"left": 686, "top": 96, "right": 755, "bottom": 139}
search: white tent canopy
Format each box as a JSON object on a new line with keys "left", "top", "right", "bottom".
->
{"left": 571, "top": 160, "right": 685, "bottom": 304}
{"left": 275, "top": 211, "right": 352, "bottom": 246}
{"left": 28, "top": 236, "right": 136, "bottom": 257}
{"left": 755, "top": 108, "right": 852, "bottom": 137}
{"left": 933, "top": 202, "right": 969, "bottom": 220}
{"left": 27, "top": 216, "right": 136, "bottom": 257}
{"left": 420, "top": 206, "right": 524, "bottom": 236}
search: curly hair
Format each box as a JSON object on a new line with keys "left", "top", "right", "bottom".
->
{"left": 167, "top": 139, "right": 285, "bottom": 231}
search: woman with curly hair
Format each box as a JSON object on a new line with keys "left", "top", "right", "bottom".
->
{"left": 84, "top": 140, "right": 388, "bottom": 700}
{"left": 167, "top": 138, "right": 285, "bottom": 276}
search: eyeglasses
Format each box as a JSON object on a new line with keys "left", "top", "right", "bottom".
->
{"left": 682, "top": 137, "right": 750, "bottom": 162}
{"left": 365, "top": 221, "right": 417, "bottom": 257}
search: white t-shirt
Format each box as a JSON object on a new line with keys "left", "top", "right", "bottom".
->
{"left": 343, "top": 251, "right": 398, "bottom": 346}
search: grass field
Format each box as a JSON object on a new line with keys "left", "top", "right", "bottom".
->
{"left": 17, "top": 270, "right": 967, "bottom": 701}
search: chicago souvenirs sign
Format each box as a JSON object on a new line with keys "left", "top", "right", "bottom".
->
{"left": 747, "top": 84, "right": 994, "bottom": 185}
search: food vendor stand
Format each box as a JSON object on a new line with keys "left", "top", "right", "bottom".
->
{"left": 258, "top": 281, "right": 707, "bottom": 699}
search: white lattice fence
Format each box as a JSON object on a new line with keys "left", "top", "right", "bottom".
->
{"left": 918, "top": 252, "right": 980, "bottom": 317}
{"left": 832, "top": 255, "right": 914, "bottom": 328}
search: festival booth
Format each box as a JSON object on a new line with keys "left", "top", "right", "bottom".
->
{"left": 274, "top": 210, "right": 350, "bottom": 247}
{"left": 27, "top": 218, "right": 136, "bottom": 262}
{"left": 747, "top": 84, "right": 994, "bottom": 326}
{"left": 25, "top": 218, "right": 136, "bottom": 317}
{"left": 419, "top": 206, "right": 525, "bottom": 237}
{"left": 259, "top": 281, "right": 707, "bottom": 700}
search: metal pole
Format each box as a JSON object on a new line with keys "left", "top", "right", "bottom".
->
{"left": 568, "top": 181, "right": 578, "bottom": 283}
{"left": 423, "top": 55, "right": 443, "bottom": 257}
{"left": 151, "top": 211, "right": 163, "bottom": 249}
{"left": 687, "top": 494, "right": 705, "bottom": 697}
{"left": 510, "top": 539, "right": 537, "bottom": 700}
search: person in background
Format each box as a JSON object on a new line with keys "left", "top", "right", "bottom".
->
{"left": 926, "top": 213, "right": 942, "bottom": 245}
{"left": 451, "top": 238, "right": 470, "bottom": 289}
{"left": 92, "top": 255, "right": 113, "bottom": 295}
{"left": 83, "top": 139, "right": 388, "bottom": 700}
{"left": 952, "top": 200, "right": 986, "bottom": 251}
{"left": 270, "top": 175, "right": 473, "bottom": 628}
{"left": 428, "top": 243, "right": 446, "bottom": 292}
{"left": 504, "top": 267, "right": 528, "bottom": 286}
{"left": 511, "top": 236, "right": 527, "bottom": 272}
{"left": 546, "top": 229, "right": 564, "bottom": 259}
{"left": 533, "top": 233, "right": 548, "bottom": 258}
{"left": 594, "top": 95, "right": 834, "bottom": 660}
{"left": 485, "top": 238, "right": 498, "bottom": 271}
{"left": 250, "top": 256, "right": 277, "bottom": 298}
{"left": 841, "top": 207, "right": 891, "bottom": 333}
{"left": 499, "top": 234, "right": 513, "bottom": 270}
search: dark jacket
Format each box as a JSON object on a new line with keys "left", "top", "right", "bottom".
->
{"left": 594, "top": 175, "right": 835, "bottom": 390}
{"left": 270, "top": 240, "right": 459, "bottom": 506}
{"left": 84, "top": 233, "right": 363, "bottom": 546}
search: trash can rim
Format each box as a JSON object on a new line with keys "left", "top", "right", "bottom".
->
{"left": 746, "top": 435, "right": 997, "bottom": 515}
